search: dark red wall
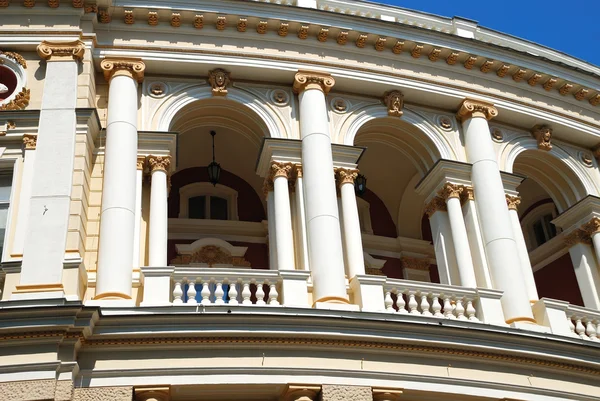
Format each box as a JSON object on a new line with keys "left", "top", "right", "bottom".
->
{"left": 361, "top": 189, "right": 397, "bottom": 238}
{"left": 168, "top": 239, "right": 269, "bottom": 270}
{"left": 373, "top": 255, "right": 439, "bottom": 283}
{"left": 168, "top": 167, "right": 265, "bottom": 222}
{"left": 534, "top": 253, "right": 584, "bottom": 306}
{"left": 0, "top": 66, "right": 18, "bottom": 101}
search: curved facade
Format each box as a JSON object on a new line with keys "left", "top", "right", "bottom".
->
{"left": 0, "top": 1, "right": 599, "bottom": 400}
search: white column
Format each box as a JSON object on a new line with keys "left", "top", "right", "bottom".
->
{"left": 12, "top": 135, "right": 37, "bottom": 256}
{"left": 15, "top": 41, "right": 85, "bottom": 299}
{"left": 507, "top": 195, "right": 539, "bottom": 303}
{"left": 294, "top": 71, "right": 348, "bottom": 305}
{"left": 265, "top": 181, "right": 278, "bottom": 271}
{"left": 458, "top": 99, "right": 534, "bottom": 324}
{"left": 147, "top": 156, "right": 171, "bottom": 267}
{"left": 336, "top": 168, "right": 365, "bottom": 279}
{"left": 271, "top": 162, "right": 295, "bottom": 270}
{"left": 438, "top": 183, "right": 477, "bottom": 288}
{"left": 293, "top": 165, "right": 310, "bottom": 271}
{"left": 461, "top": 188, "right": 493, "bottom": 288}
{"left": 132, "top": 157, "right": 144, "bottom": 268}
{"left": 95, "top": 58, "right": 145, "bottom": 301}
{"left": 425, "top": 197, "right": 457, "bottom": 285}
{"left": 565, "top": 229, "right": 600, "bottom": 309}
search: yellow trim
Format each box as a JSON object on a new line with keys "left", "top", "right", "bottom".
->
{"left": 93, "top": 292, "right": 132, "bottom": 300}
{"left": 313, "top": 296, "right": 350, "bottom": 305}
{"left": 14, "top": 283, "right": 64, "bottom": 293}
{"left": 505, "top": 316, "right": 537, "bottom": 324}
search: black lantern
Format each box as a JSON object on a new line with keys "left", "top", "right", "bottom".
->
{"left": 354, "top": 173, "right": 367, "bottom": 196}
{"left": 207, "top": 130, "right": 221, "bottom": 186}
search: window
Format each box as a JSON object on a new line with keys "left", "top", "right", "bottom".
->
{"left": 532, "top": 213, "right": 556, "bottom": 248}
{"left": 0, "top": 173, "right": 12, "bottom": 258}
{"left": 520, "top": 201, "right": 559, "bottom": 251}
{"left": 179, "top": 182, "right": 238, "bottom": 221}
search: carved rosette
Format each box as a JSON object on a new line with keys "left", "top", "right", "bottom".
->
{"left": 400, "top": 257, "right": 430, "bottom": 271}
{"left": 269, "top": 161, "right": 293, "bottom": 180}
{"left": 22, "top": 134, "right": 37, "bottom": 150}
{"left": 100, "top": 58, "right": 145, "bottom": 83}
{"left": 335, "top": 168, "right": 358, "bottom": 187}
{"left": 37, "top": 40, "right": 85, "bottom": 61}
{"left": 293, "top": 71, "right": 335, "bottom": 95}
{"left": 383, "top": 90, "right": 404, "bottom": 117}
{"left": 456, "top": 98, "right": 498, "bottom": 122}
{"left": 208, "top": 68, "right": 231, "bottom": 96}
{"left": 564, "top": 229, "right": 592, "bottom": 247}
{"left": 583, "top": 217, "right": 600, "bottom": 236}
{"left": 505, "top": 194, "right": 521, "bottom": 211}
{"left": 424, "top": 196, "right": 447, "bottom": 217}
{"left": 531, "top": 124, "right": 552, "bottom": 151}
{"left": 147, "top": 155, "right": 171, "bottom": 173}
{"left": 438, "top": 183, "right": 463, "bottom": 200}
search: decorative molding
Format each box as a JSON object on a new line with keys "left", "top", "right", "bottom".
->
{"left": 98, "top": 8, "right": 111, "bottom": 23}
{"left": 463, "top": 56, "right": 477, "bottom": 69}
{"left": 428, "top": 48, "right": 441, "bottom": 62}
{"left": 564, "top": 229, "right": 592, "bottom": 247}
{"left": 0, "top": 120, "right": 16, "bottom": 135}
{"left": 194, "top": 15, "right": 204, "bottom": 29}
{"left": 171, "top": 12, "right": 181, "bottom": 27}
{"left": 446, "top": 52, "right": 459, "bottom": 65}
{"left": 84, "top": 3, "right": 97, "bottom": 13}
{"left": 136, "top": 156, "right": 146, "bottom": 171}
{"left": 147, "top": 155, "right": 171, "bottom": 173}
{"left": 496, "top": 64, "right": 510, "bottom": 77}
{"left": 216, "top": 15, "right": 226, "bottom": 30}
{"left": 424, "top": 196, "right": 447, "bottom": 217}
{"left": 297, "top": 25, "right": 309, "bottom": 40}
{"left": 512, "top": 69, "right": 526, "bottom": 82}
{"left": 271, "top": 89, "right": 289, "bottom": 106}
{"left": 293, "top": 70, "right": 335, "bottom": 95}
{"left": 543, "top": 78, "right": 558, "bottom": 91}
{"left": 237, "top": 17, "right": 247, "bottom": 32}
{"left": 37, "top": 40, "right": 85, "bottom": 61}
{"left": 590, "top": 94, "right": 600, "bottom": 106}
{"left": 480, "top": 60, "right": 494, "bottom": 73}
{"left": 392, "top": 40, "right": 404, "bottom": 54}
{"left": 506, "top": 194, "right": 521, "bottom": 211}
{"left": 124, "top": 9, "right": 134, "bottom": 24}
{"left": 292, "top": 164, "right": 303, "bottom": 179}
{"left": 336, "top": 31, "right": 348, "bottom": 45}
{"left": 528, "top": 73, "right": 542, "bottom": 86}
{"left": 72, "top": 0, "right": 83, "bottom": 8}
{"left": 100, "top": 57, "right": 145, "bottom": 82}
{"left": 0, "top": 88, "right": 30, "bottom": 111}
{"left": 278, "top": 22, "right": 288, "bottom": 36}
{"left": 438, "top": 116, "right": 452, "bottom": 130}
{"left": 257, "top": 20, "right": 268, "bottom": 34}
{"left": 317, "top": 27, "right": 329, "bottom": 42}
{"left": 559, "top": 83, "right": 573, "bottom": 96}
{"left": 383, "top": 90, "right": 403, "bottom": 117}
{"left": 148, "top": 81, "right": 167, "bottom": 97}
{"left": 335, "top": 167, "right": 358, "bottom": 187}
{"left": 22, "top": 133, "right": 37, "bottom": 150}
{"left": 575, "top": 88, "right": 589, "bottom": 101}
{"left": 410, "top": 44, "right": 423, "bottom": 58}
{"left": 1, "top": 51, "right": 27, "bottom": 68}
{"left": 374, "top": 37, "right": 386, "bottom": 52}
{"left": 580, "top": 151, "right": 593, "bottom": 167}
{"left": 208, "top": 68, "right": 231, "bottom": 96}
{"left": 355, "top": 34, "right": 367, "bottom": 48}
{"left": 147, "top": 11, "right": 158, "bottom": 26}
{"left": 456, "top": 98, "right": 498, "bottom": 122}
{"left": 491, "top": 128, "right": 504, "bottom": 142}
{"left": 531, "top": 124, "right": 552, "bottom": 151}
{"left": 331, "top": 97, "right": 348, "bottom": 113}
{"left": 438, "top": 183, "right": 463, "bottom": 200}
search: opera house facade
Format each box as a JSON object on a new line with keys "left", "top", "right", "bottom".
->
{"left": 0, "top": 0, "right": 599, "bottom": 400}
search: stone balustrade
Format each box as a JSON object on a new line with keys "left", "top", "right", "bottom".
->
{"left": 567, "top": 304, "right": 600, "bottom": 341}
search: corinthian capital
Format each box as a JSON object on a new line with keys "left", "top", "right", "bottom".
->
{"left": 37, "top": 40, "right": 85, "bottom": 61}
{"left": 293, "top": 70, "right": 335, "bottom": 94}
{"left": 269, "top": 161, "right": 293, "bottom": 180}
{"left": 564, "top": 229, "right": 591, "bottom": 247}
{"left": 335, "top": 168, "right": 358, "bottom": 186}
{"left": 424, "top": 196, "right": 447, "bottom": 217}
{"left": 101, "top": 57, "right": 146, "bottom": 83}
{"left": 147, "top": 155, "right": 171, "bottom": 173}
{"left": 505, "top": 194, "right": 521, "bottom": 211}
{"left": 583, "top": 217, "right": 600, "bottom": 236}
{"left": 438, "top": 183, "right": 463, "bottom": 200}
{"left": 456, "top": 98, "right": 498, "bottom": 122}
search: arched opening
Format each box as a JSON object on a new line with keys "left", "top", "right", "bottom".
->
{"left": 353, "top": 117, "right": 442, "bottom": 282}
{"left": 513, "top": 149, "right": 586, "bottom": 306}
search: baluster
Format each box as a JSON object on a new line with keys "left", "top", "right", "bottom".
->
{"left": 255, "top": 280, "right": 266, "bottom": 305}
{"left": 407, "top": 290, "right": 419, "bottom": 315}
{"left": 465, "top": 299, "right": 478, "bottom": 321}
{"left": 228, "top": 280, "right": 239, "bottom": 306}
{"left": 419, "top": 292, "right": 432, "bottom": 316}
{"left": 395, "top": 290, "right": 407, "bottom": 313}
{"left": 384, "top": 291, "right": 394, "bottom": 312}
{"left": 454, "top": 297, "right": 466, "bottom": 320}
{"left": 567, "top": 315, "right": 576, "bottom": 335}
{"left": 187, "top": 279, "right": 197, "bottom": 305}
{"left": 214, "top": 281, "right": 225, "bottom": 305}
{"left": 442, "top": 295, "right": 455, "bottom": 319}
{"left": 241, "top": 281, "right": 252, "bottom": 305}
{"left": 200, "top": 281, "right": 211, "bottom": 305}
{"left": 173, "top": 279, "right": 183, "bottom": 305}
{"left": 585, "top": 320, "right": 598, "bottom": 341}
{"left": 431, "top": 295, "right": 443, "bottom": 317}
{"left": 574, "top": 317, "right": 586, "bottom": 339}
{"left": 268, "top": 282, "right": 280, "bottom": 305}
{"left": 596, "top": 320, "right": 600, "bottom": 341}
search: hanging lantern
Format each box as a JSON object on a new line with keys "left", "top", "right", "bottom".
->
{"left": 354, "top": 173, "right": 367, "bottom": 196}
{"left": 207, "top": 130, "right": 221, "bottom": 186}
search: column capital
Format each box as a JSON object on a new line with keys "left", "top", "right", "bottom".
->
{"left": 280, "top": 384, "right": 321, "bottom": 401}
{"left": 101, "top": 57, "right": 146, "bottom": 83}
{"left": 456, "top": 98, "right": 498, "bottom": 122}
{"left": 137, "top": 156, "right": 146, "bottom": 171}
{"left": 293, "top": 70, "right": 335, "bottom": 95}
{"left": 22, "top": 133, "right": 37, "bottom": 150}
{"left": 438, "top": 182, "right": 463, "bottom": 200}
{"left": 460, "top": 186, "right": 474, "bottom": 205}
{"left": 147, "top": 155, "right": 171, "bottom": 173}
{"left": 505, "top": 194, "right": 521, "bottom": 211}
{"left": 37, "top": 40, "right": 85, "bottom": 62}
{"left": 292, "top": 163, "right": 303, "bottom": 179}
{"left": 335, "top": 167, "right": 358, "bottom": 187}
{"left": 270, "top": 161, "right": 293, "bottom": 180}
{"left": 263, "top": 178, "right": 275, "bottom": 198}
{"left": 583, "top": 217, "right": 600, "bottom": 236}
{"left": 424, "top": 196, "right": 447, "bottom": 217}
{"left": 564, "top": 229, "right": 592, "bottom": 247}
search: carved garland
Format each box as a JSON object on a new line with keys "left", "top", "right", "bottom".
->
{"left": 0, "top": 88, "right": 30, "bottom": 111}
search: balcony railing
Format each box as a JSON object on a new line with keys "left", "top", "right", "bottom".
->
{"left": 567, "top": 304, "right": 600, "bottom": 341}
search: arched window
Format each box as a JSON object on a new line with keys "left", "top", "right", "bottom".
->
{"left": 521, "top": 201, "right": 559, "bottom": 250}
{"left": 179, "top": 182, "right": 239, "bottom": 221}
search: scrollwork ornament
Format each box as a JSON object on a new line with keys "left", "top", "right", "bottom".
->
{"left": 270, "top": 89, "right": 289, "bottom": 106}
{"left": 1, "top": 52, "right": 27, "bottom": 68}
{"left": 456, "top": 98, "right": 498, "bottom": 122}
{"left": 0, "top": 88, "right": 30, "bottom": 111}
{"left": 37, "top": 40, "right": 85, "bottom": 61}
{"left": 293, "top": 71, "right": 335, "bottom": 95}
{"left": 101, "top": 57, "right": 145, "bottom": 83}
{"left": 583, "top": 217, "right": 600, "bottom": 236}
{"left": 208, "top": 68, "right": 231, "bottom": 96}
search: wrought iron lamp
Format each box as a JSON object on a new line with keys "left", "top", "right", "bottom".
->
{"left": 207, "top": 130, "right": 221, "bottom": 186}
{"left": 354, "top": 173, "right": 367, "bottom": 196}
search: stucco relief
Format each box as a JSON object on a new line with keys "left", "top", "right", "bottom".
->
{"left": 320, "top": 385, "right": 373, "bottom": 401}
{"left": 73, "top": 387, "right": 134, "bottom": 401}
{"left": 0, "top": 379, "right": 56, "bottom": 401}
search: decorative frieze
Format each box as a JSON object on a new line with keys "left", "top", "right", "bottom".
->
{"left": 438, "top": 183, "right": 463, "bottom": 200}
{"left": 216, "top": 16, "right": 226, "bottom": 30}
{"left": 236, "top": 18, "right": 247, "bottom": 32}
{"left": 22, "top": 134, "right": 37, "bottom": 150}
{"left": 564, "top": 229, "right": 592, "bottom": 247}
{"left": 505, "top": 194, "right": 521, "bottom": 211}
{"left": 528, "top": 73, "right": 542, "bottom": 86}
{"left": 531, "top": 124, "right": 552, "bottom": 151}
{"left": 456, "top": 98, "right": 498, "bottom": 122}
{"left": 193, "top": 15, "right": 204, "bottom": 29}
{"left": 100, "top": 57, "right": 145, "bottom": 82}
{"left": 559, "top": 83, "right": 573, "bottom": 96}
{"left": 428, "top": 48, "right": 441, "bottom": 62}
{"left": 37, "top": 40, "right": 85, "bottom": 61}
{"left": 575, "top": 88, "right": 589, "bottom": 101}
{"left": 124, "top": 10, "right": 134, "bottom": 24}
{"left": 424, "top": 196, "right": 447, "bottom": 217}
{"left": 480, "top": 60, "right": 494, "bottom": 73}
{"left": 293, "top": 71, "right": 335, "bottom": 95}
{"left": 383, "top": 90, "right": 403, "bottom": 117}
{"left": 512, "top": 69, "right": 526, "bottom": 82}
{"left": 208, "top": 68, "right": 231, "bottom": 96}
{"left": 446, "top": 52, "right": 459, "bottom": 65}
{"left": 147, "top": 155, "right": 171, "bottom": 173}
{"left": 147, "top": 11, "right": 158, "bottom": 26}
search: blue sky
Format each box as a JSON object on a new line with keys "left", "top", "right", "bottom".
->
{"left": 377, "top": 1, "right": 600, "bottom": 68}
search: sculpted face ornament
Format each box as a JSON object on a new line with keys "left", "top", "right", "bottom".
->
{"left": 531, "top": 124, "right": 552, "bottom": 151}
{"left": 208, "top": 68, "right": 231, "bottom": 96}
{"left": 384, "top": 90, "right": 404, "bottom": 117}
